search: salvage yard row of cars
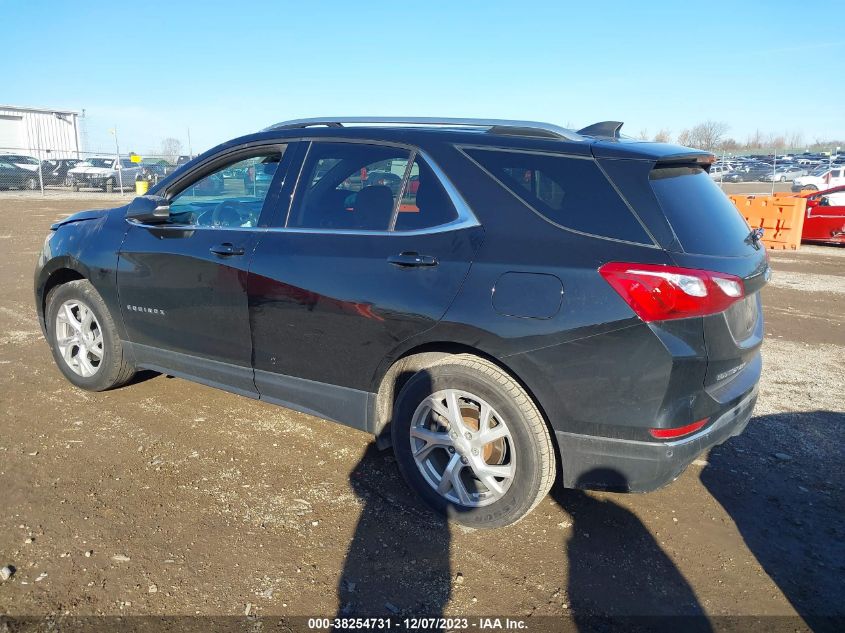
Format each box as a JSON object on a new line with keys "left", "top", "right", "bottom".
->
{"left": 710, "top": 153, "right": 845, "bottom": 190}
{"left": 0, "top": 153, "right": 197, "bottom": 192}
{"left": 0, "top": 153, "right": 271, "bottom": 193}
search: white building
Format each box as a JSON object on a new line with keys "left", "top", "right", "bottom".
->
{"left": 0, "top": 104, "right": 83, "bottom": 159}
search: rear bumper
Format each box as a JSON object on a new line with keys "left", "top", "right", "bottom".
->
{"left": 556, "top": 385, "right": 758, "bottom": 492}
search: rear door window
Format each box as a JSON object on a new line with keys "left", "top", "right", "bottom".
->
{"left": 287, "top": 143, "right": 412, "bottom": 231}
{"left": 393, "top": 158, "right": 459, "bottom": 231}
{"left": 650, "top": 166, "right": 752, "bottom": 257}
{"left": 463, "top": 148, "right": 652, "bottom": 244}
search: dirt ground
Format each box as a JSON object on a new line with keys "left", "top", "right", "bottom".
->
{"left": 0, "top": 197, "right": 842, "bottom": 631}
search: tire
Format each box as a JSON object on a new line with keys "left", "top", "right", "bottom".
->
{"left": 105, "top": 179, "right": 114, "bottom": 193}
{"left": 45, "top": 279, "right": 136, "bottom": 391}
{"left": 391, "top": 354, "right": 555, "bottom": 528}
{"left": 25, "top": 176, "right": 38, "bottom": 190}
{"left": 72, "top": 184, "right": 80, "bottom": 192}
{"left": 803, "top": 185, "right": 818, "bottom": 191}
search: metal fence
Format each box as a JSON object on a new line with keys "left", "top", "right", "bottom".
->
{"left": 0, "top": 147, "right": 194, "bottom": 196}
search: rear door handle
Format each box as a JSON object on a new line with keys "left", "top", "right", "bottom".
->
{"left": 209, "top": 243, "right": 245, "bottom": 257}
{"left": 387, "top": 252, "right": 438, "bottom": 267}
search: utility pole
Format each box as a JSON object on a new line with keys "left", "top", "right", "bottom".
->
{"left": 110, "top": 127, "right": 124, "bottom": 193}
{"left": 187, "top": 127, "right": 193, "bottom": 158}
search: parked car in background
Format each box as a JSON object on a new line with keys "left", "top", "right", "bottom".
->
{"left": 163, "top": 155, "right": 194, "bottom": 176}
{"left": 742, "top": 163, "right": 776, "bottom": 181}
{"left": 709, "top": 164, "right": 733, "bottom": 180}
{"left": 41, "top": 159, "right": 82, "bottom": 186}
{"left": 68, "top": 157, "right": 142, "bottom": 192}
{"left": 35, "top": 116, "right": 768, "bottom": 528}
{"left": 138, "top": 164, "right": 168, "bottom": 186}
{"left": 0, "top": 154, "right": 41, "bottom": 172}
{"left": 242, "top": 158, "right": 278, "bottom": 197}
{"left": 797, "top": 185, "right": 845, "bottom": 244}
{"left": 792, "top": 166, "right": 845, "bottom": 191}
{"left": 761, "top": 165, "right": 805, "bottom": 182}
{"left": 0, "top": 159, "right": 39, "bottom": 189}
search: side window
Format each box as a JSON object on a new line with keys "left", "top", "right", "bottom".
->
{"left": 393, "top": 158, "right": 459, "bottom": 231}
{"left": 168, "top": 148, "right": 286, "bottom": 228}
{"left": 463, "top": 148, "right": 651, "bottom": 243}
{"left": 288, "top": 143, "right": 411, "bottom": 231}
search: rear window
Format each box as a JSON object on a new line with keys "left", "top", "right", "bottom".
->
{"left": 650, "top": 166, "right": 752, "bottom": 257}
{"left": 464, "top": 148, "right": 652, "bottom": 244}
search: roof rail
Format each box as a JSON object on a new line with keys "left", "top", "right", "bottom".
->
{"left": 263, "top": 117, "right": 585, "bottom": 141}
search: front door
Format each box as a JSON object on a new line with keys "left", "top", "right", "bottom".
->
{"left": 117, "top": 144, "right": 293, "bottom": 395}
{"left": 247, "top": 141, "right": 483, "bottom": 428}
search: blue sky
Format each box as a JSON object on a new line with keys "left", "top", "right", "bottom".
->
{"left": 4, "top": 0, "right": 844, "bottom": 154}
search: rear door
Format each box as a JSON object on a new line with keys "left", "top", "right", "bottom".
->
{"left": 247, "top": 140, "right": 483, "bottom": 429}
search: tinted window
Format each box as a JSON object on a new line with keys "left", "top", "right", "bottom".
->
{"left": 650, "top": 166, "right": 751, "bottom": 257}
{"left": 393, "top": 158, "right": 459, "bottom": 231}
{"left": 168, "top": 149, "right": 286, "bottom": 228}
{"left": 288, "top": 143, "right": 411, "bottom": 231}
{"left": 464, "top": 148, "right": 651, "bottom": 243}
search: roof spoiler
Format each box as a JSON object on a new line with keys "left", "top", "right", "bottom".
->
{"left": 577, "top": 121, "right": 624, "bottom": 139}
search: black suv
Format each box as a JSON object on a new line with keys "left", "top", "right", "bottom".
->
{"left": 34, "top": 117, "right": 768, "bottom": 528}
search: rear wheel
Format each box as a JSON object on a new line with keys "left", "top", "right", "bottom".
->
{"left": 391, "top": 355, "right": 555, "bottom": 528}
{"left": 25, "top": 176, "right": 38, "bottom": 190}
{"left": 46, "top": 280, "right": 136, "bottom": 391}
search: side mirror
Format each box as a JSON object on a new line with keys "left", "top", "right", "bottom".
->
{"left": 127, "top": 195, "right": 170, "bottom": 223}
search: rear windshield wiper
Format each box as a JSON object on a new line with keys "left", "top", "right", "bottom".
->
{"left": 745, "top": 227, "right": 764, "bottom": 248}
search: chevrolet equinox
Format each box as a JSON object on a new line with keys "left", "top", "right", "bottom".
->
{"left": 34, "top": 117, "right": 768, "bottom": 528}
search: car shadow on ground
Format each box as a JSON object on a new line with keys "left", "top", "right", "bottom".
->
{"left": 700, "top": 411, "right": 845, "bottom": 633}
{"left": 334, "top": 443, "right": 452, "bottom": 621}
{"left": 550, "top": 472, "right": 712, "bottom": 633}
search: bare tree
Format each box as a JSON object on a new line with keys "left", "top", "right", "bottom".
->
{"left": 746, "top": 129, "right": 764, "bottom": 149}
{"left": 687, "top": 121, "right": 729, "bottom": 151}
{"left": 676, "top": 129, "right": 692, "bottom": 147}
{"left": 160, "top": 138, "right": 183, "bottom": 164}
{"left": 637, "top": 128, "right": 649, "bottom": 140}
{"left": 653, "top": 129, "right": 672, "bottom": 143}
{"left": 786, "top": 130, "right": 804, "bottom": 151}
{"left": 766, "top": 133, "right": 785, "bottom": 149}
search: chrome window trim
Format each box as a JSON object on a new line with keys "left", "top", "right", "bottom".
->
{"left": 131, "top": 140, "right": 480, "bottom": 237}
{"left": 279, "top": 143, "right": 479, "bottom": 236}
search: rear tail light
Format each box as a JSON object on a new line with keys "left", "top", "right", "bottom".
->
{"left": 599, "top": 262, "right": 745, "bottom": 322}
{"left": 649, "top": 418, "right": 709, "bottom": 439}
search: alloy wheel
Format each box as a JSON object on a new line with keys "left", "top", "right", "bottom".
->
{"left": 409, "top": 389, "right": 516, "bottom": 507}
{"left": 54, "top": 299, "right": 104, "bottom": 377}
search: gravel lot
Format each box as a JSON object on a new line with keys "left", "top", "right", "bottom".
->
{"left": 0, "top": 197, "right": 842, "bottom": 631}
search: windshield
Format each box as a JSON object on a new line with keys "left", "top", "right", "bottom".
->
{"left": 811, "top": 167, "right": 829, "bottom": 177}
{"left": 81, "top": 158, "right": 113, "bottom": 168}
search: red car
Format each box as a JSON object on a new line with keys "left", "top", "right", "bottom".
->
{"left": 799, "top": 185, "right": 845, "bottom": 244}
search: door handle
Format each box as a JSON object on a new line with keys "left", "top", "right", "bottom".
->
{"left": 209, "top": 243, "right": 245, "bottom": 257}
{"left": 387, "top": 252, "right": 438, "bottom": 267}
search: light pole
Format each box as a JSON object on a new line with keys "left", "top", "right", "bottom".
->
{"left": 110, "top": 127, "right": 124, "bottom": 193}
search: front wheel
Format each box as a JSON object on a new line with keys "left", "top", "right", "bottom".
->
{"left": 391, "top": 355, "right": 555, "bottom": 528}
{"left": 25, "top": 176, "right": 38, "bottom": 190}
{"left": 46, "top": 280, "right": 136, "bottom": 391}
{"left": 105, "top": 179, "right": 114, "bottom": 193}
